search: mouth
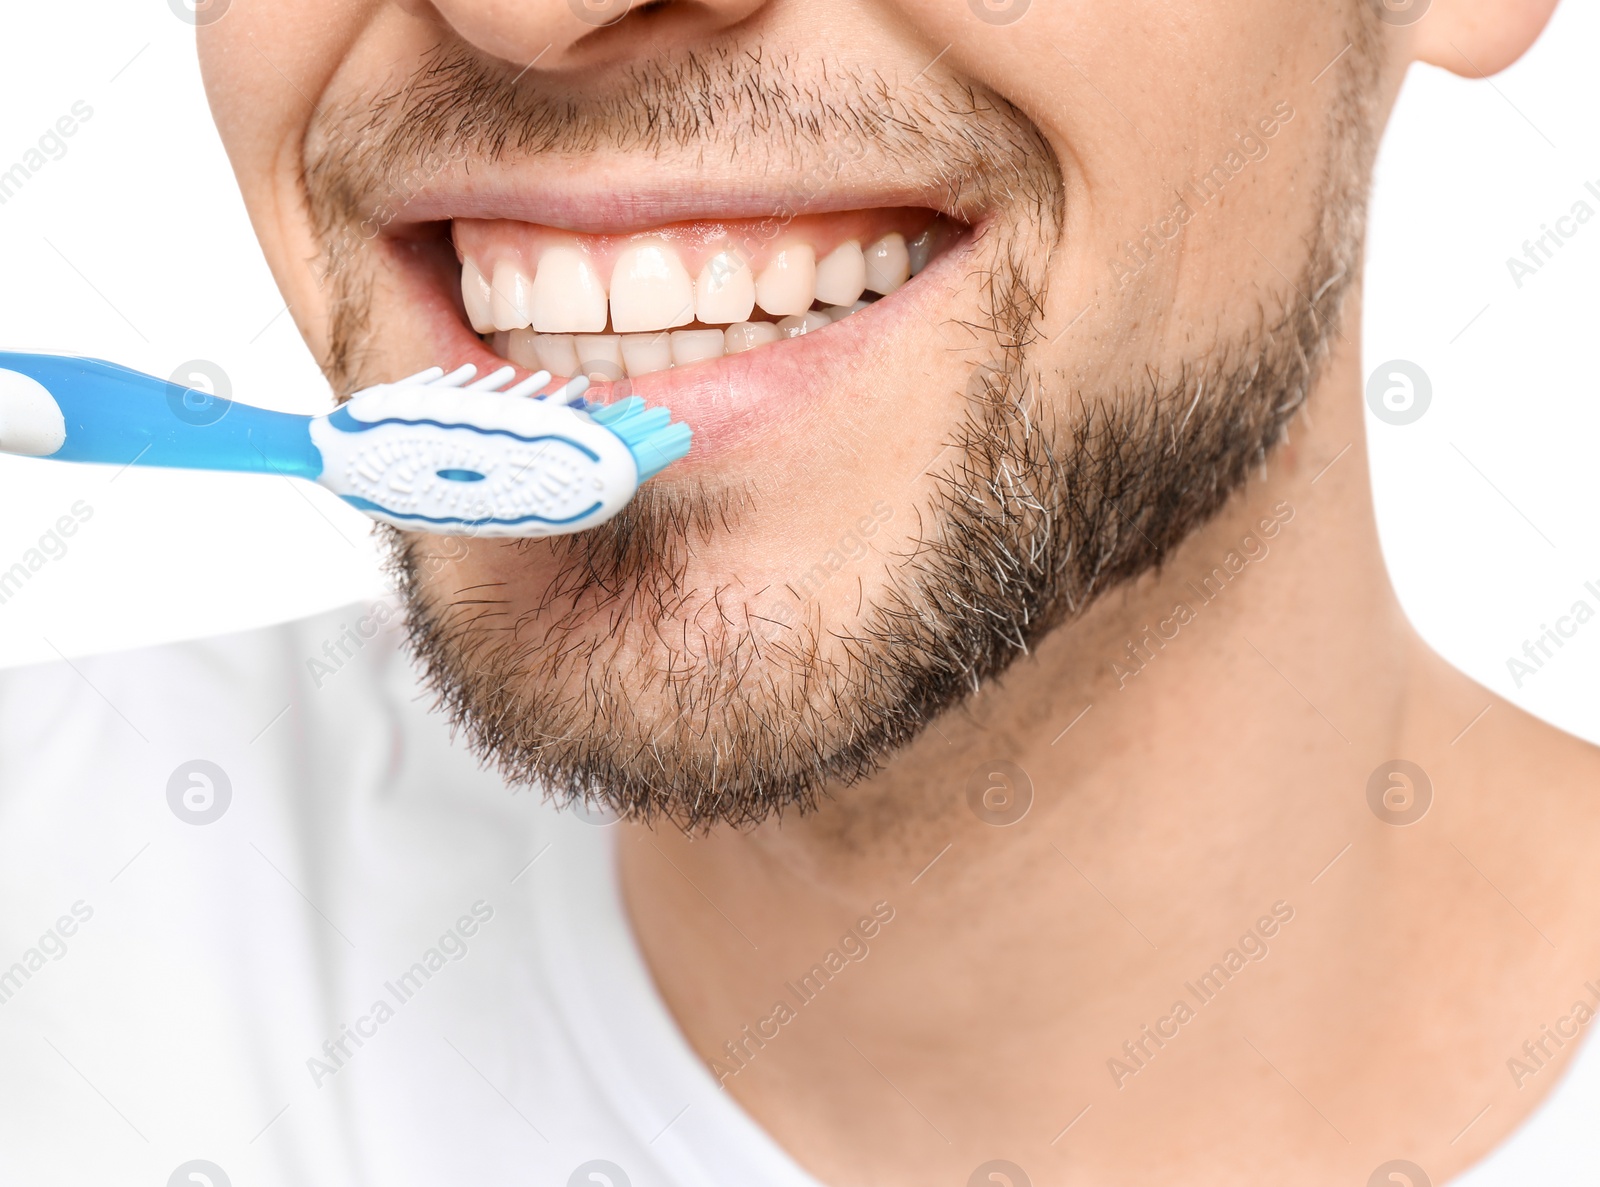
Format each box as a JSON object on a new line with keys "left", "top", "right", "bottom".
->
{"left": 381, "top": 203, "right": 973, "bottom": 461}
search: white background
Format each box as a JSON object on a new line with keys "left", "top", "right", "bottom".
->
{"left": 0, "top": 3, "right": 1595, "bottom": 744}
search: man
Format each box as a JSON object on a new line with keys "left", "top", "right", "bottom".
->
{"left": 1, "top": 0, "right": 1595, "bottom": 1183}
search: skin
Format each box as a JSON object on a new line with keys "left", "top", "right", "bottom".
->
{"left": 199, "top": 0, "right": 1600, "bottom": 1183}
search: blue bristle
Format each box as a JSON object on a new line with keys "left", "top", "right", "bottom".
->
{"left": 631, "top": 422, "right": 693, "bottom": 482}
{"left": 588, "top": 396, "right": 643, "bottom": 427}
{"left": 588, "top": 397, "right": 692, "bottom": 483}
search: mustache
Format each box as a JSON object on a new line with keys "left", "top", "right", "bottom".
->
{"left": 300, "top": 39, "right": 1064, "bottom": 291}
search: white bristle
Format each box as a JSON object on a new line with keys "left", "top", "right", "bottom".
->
{"left": 433, "top": 365, "right": 478, "bottom": 388}
{"left": 465, "top": 366, "right": 517, "bottom": 392}
{"left": 503, "top": 371, "right": 553, "bottom": 399}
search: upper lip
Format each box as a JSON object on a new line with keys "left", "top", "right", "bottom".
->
{"left": 370, "top": 160, "right": 975, "bottom": 236}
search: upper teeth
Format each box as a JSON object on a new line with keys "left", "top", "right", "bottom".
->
{"left": 696, "top": 251, "right": 756, "bottom": 324}
{"left": 463, "top": 222, "right": 949, "bottom": 381}
{"left": 609, "top": 241, "right": 696, "bottom": 333}
{"left": 464, "top": 230, "right": 938, "bottom": 335}
{"left": 753, "top": 243, "right": 817, "bottom": 318}
{"left": 815, "top": 242, "right": 868, "bottom": 306}
{"left": 864, "top": 235, "right": 911, "bottom": 296}
{"left": 524, "top": 246, "right": 607, "bottom": 334}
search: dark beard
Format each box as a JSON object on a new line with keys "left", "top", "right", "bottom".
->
{"left": 314, "top": 28, "right": 1379, "bottom": 831}
{"left": 387, "top": 236, "right": 1364, "bottom": 831}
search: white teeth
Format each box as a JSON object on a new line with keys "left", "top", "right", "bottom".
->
{"left": 610, "top": 241, "right": 695, "bottom": 332}
{"left": 472, "top": 221, "right": 946, "bottom": 374}
{"left": 724, "top": 321, "right": 782, "bottom": 354}
{"left": 777, "top": 311, "right": 832, "bottom": 338}
{"left": 490, "top": 259, "right": 535, "bottom": 331}
{"left": 755, "top": 243, "right": 817, "bottom": 317}
{"left": 574, "top": 334, "right": 624, "bottom": 382}
{"left": 461, "top": 259, "right": 496, "bottom": 333}
{"left": 532, "top": 333, "right": 580, "bottom": 376}
{"left": 671, "top": 329, "right": 726, "bottom": 366}
{"left": 814, "top": 241, "right": 866, "bottom": 307}
{"left": 493, "top": 304, "right": 870, "bottom": 375}
{"left": 506, "top": 328, "right": 543, "bottom": 371}
{"left": 695, "top": 251, "right": 756, "bottom": 325}
{"left": 863, "top": 233, "right": 910, "bottom": 295}
{"left": 530, "top": 246, "right": 608, "bottom": 333}
{"left": 620, "top": 332, "right": 674, "bottom": 377}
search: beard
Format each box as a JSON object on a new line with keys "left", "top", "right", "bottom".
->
{"left": 307, "top": 24, "right": 1381, "bottom": 831}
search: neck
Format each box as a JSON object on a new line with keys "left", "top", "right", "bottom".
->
{"left": 615, "top": 325, "right": 1431, "bottom": 1162}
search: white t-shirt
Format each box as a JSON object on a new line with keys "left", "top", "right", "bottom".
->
{"left": 0, "top": 602, "right": 1592, "bottom": 1186}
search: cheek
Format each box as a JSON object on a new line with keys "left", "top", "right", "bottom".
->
{"left": 1006, "top": 9, "right": 1345, "bottom": 374}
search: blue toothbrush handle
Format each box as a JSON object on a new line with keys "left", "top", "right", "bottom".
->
{"left": 0, "top": 352, "right": 324, "bottom": 479}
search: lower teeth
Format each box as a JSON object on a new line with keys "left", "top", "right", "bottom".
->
{"left": 487, "top": 297, "right": 876, "bottom": 381}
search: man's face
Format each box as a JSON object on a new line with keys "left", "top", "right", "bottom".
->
{"left": 201, "top": 0, "right": 1394, "bottom": 827}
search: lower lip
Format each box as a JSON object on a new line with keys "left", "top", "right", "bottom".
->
{"left": 392, "top": 229, "right": 974, "bottom": 468}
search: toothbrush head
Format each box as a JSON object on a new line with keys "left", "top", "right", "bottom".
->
{"left": 309, "top": 364, "right": 692, "bottom": 538}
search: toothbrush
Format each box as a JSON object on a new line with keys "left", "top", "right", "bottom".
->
{"left": 0, "top": 352, "right": 691, "bottom": 538}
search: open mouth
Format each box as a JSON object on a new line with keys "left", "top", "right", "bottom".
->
{"left": 454, "top": 210, "right": 964, "bottom": 383}
{"left": 367, "top": 190, "right": 976, "bottom": 462}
